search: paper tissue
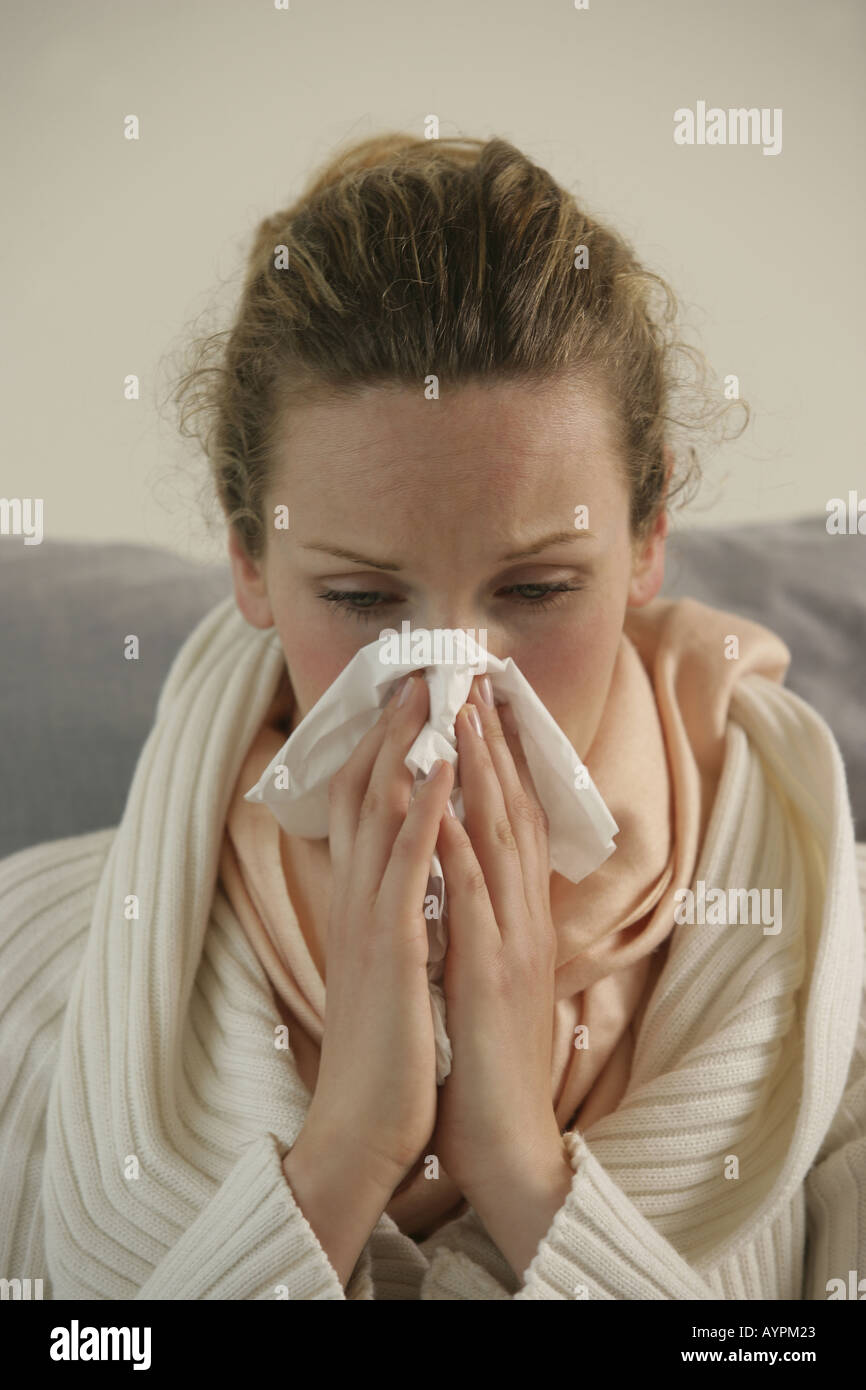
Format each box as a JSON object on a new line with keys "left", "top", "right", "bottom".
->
{"left": 244, "top": 626, "right": 619, "bottom": 1081}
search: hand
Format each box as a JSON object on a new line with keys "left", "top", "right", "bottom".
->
{"left": 427, "top": 676, "right": 566, "bottom": 1200}
{"left": 301, "top": 671, "right": 456, "bottom": 1196}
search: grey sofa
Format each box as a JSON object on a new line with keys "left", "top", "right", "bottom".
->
{"left": 0, "top": 517, "right": 863, "bottom": 862}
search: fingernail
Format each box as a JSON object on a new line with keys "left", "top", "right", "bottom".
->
{"left": 421, "top": 758, "right": 443, "bottom": 783}
{"left": 464, "top": 703, "right": 483, "bottom": 738}
{"left": 478, "top": 676, "right": 494, "bottom": 706}
{"left": 445, "top": 797, "right": 456, "bottom": 817}
{"left": 396, "top": 674, "right": 415, "bottom": 706}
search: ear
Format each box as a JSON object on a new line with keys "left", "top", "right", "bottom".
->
{"left": 227, "top": 526, "right": 275, "bottom": 629}
{"left": 626, "top": 446, "right": 673, "bottom": 609}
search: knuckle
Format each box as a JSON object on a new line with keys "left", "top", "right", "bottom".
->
{"left": 483, "top": 950, "right": 511, "bottom": 995}
{"left": 493, "top": 814, "right": 518, "bottom": 852}
{"left": 462, "top": 860, "right": 489, "bottom": 900}
{"left": 515, "top": 940, "right": 553, "bottom": 984}
{"left": 483, "top": 716, "right": 507, "bottom": 749}
{"left": 389, "top": 824, "right": 418, "bottom": 863}
{"left": 511, "top": 902, "right": 557, "bottom": 966}
{"left": 488, "top": 949, "right": 517, "bottom": 999}
{"left": 512, "top": 790, "right": 548, "bottom": 834}
{"left": 533, "top": 926, "right": 558, "bottom": 973}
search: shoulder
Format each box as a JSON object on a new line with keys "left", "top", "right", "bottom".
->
{"left": 0, "top": 827, "right": 115, "bottom": 1029}
{"left": 0, "top": 826, "right": 115, "bottom": 929}
{"left": 730, "top": 672, "right": 857, "bottom": 830}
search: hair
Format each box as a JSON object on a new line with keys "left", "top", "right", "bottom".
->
{"left": 169, "top": 132, "right": 748, "bottom": 562}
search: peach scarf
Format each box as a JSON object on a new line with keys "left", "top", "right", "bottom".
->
{"left": 217, "top": 598, "right": 790, "bottom": 1238}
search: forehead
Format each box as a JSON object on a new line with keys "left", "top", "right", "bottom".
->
{"left": 276, "top": 373, "right": 620, "bottom": 479}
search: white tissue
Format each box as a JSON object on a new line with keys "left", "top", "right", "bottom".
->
{"left": 244, "top": 628, "right": 618, "bottom": 1082}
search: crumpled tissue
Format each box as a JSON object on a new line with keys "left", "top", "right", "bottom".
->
{"left": 244, "top": 628, "right": 619, "bottom": 1082}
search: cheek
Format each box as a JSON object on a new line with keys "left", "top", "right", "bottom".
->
{"left": 274, "top": 607, "right": 362, "bottom": 717}
{"left": 506, "top": 602, "right": 623, "bottom": 759}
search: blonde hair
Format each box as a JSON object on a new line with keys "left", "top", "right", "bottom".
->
{"left": 171, "top": 132, "right": 747, "bottom": 560}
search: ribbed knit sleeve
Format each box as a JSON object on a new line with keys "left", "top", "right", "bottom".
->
{"left": 480, "top": 843, "right": 866, "bottom": 1302}
{"left": 0, "top": 832, "right": 371, "bottom": 1301}
{"left": 513, "top": 892, "right": 866, "bottom": 1302}
{"left": 133, "top": 1132, "right": 370, "bottom": 1300}
{"left": 0, "top": 829, "right": 114, "bottom": 1299}
{"left": 513, "top": 1129, "right": 719, "bottom": 1299}
{"left": 801, "top": 844, "right": 866, "bottom": 1300}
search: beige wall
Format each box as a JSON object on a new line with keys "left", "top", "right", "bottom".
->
{"left": 3, "top": 0, "right": 863, "bottom": 565}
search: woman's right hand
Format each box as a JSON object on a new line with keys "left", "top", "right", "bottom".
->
{"left": 300, "top": 670, "right": 455, "bottom": 1198}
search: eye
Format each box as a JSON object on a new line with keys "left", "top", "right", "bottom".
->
{"left": 315, "top": 582, "right": 583, "bottom": 622}
{"left": 501, "top": 582, "right": 582, "bottom": 609}
{"left": 315, "top": 589, "right": 391, "bottom": 623}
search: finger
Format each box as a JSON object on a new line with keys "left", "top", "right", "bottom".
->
{"left": 329, "top": 673, "right": 424, "bottom": 888}
{"left": 433, "top": 803, "right": 502, "bottom": 963}
{"left": 327, "top": 672, "right": 407, "bottom": 870}
{"left": 349, "top": 672, "right": 435, "bottom": 895}
{"left": 377, "top": 757, "right": 456, "bottom": 934}
{"left": 452, "top": 698, "right": 527, "bottom": 936}
{"left": 490, "top": 698, "right": 551, "bottom": 897}
{"left": 466, "top": 681, "right": 547, "bottom": 881}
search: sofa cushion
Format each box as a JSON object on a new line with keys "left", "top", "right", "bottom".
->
{"left": 663, "top": 516, "right": 865, "bottom": 839}
{"left": 0, "top": 540, "right": 230, "bottom": 859}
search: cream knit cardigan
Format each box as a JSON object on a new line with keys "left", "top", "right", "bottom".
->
{"left": 1, "top": 595, "right": 864, "bottom": 1301}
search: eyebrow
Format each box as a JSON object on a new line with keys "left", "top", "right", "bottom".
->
{"left": 300, "top": 529, "right": 595, "bottom": 572}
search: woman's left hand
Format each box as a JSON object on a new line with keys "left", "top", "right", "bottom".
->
{"left": 427, "top": 675, "right": 566, "bottom": 1201}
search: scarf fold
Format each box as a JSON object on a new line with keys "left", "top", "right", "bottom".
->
{"left": 218, "top": 597, "right": 791, "bottom": 1237}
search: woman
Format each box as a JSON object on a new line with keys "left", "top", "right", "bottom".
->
{"left": 1, "top": 134, "right": 863, "bottom": 1301}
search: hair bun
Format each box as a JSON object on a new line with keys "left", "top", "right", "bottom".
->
{"left": 302, "top": 132, "right": 486, "bottom": 204}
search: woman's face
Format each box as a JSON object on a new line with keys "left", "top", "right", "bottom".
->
{"left": 228, "top": 375, "right": 668, "bottom": 760}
